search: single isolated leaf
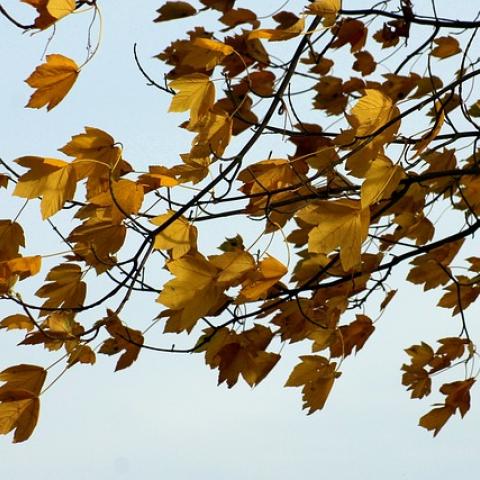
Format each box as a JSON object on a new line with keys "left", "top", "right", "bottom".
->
{"left": 46, "top": 0, "right": 76, "bottom": 19}
{"left": 154, "top": 1, "right": 197, "bottom": 22}
{"left": 0, "top": 392, "right": 40, "bottom": 443}
{"left": 286, "top": 355, "right": 341, "bottom": 414}
{"left": 25, "top": 54, "right": 79, "bottom": 110}
{"left": 0, "top": 314, "right": 34, "bottom": 332}
{"left": 431, "top": 36, "right": 461, "bottom": 59}
{"left": 419, "top": 405, "right": 454, "bottom": 436}
{"left": 0, "top": 364, "right": 47, "bottom": 396}
{"left": 13, "top": 156, "right": 77, "bottom": 219}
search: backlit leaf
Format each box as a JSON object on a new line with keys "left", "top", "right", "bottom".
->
{"left": 25, "top": 54, "right": 79, "bottom": 110}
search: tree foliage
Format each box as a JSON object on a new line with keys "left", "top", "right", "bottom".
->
{"left": 1, "top": 0, "right": 480, "bottom": 441}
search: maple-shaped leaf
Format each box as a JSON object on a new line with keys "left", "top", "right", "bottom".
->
{"left": 88, "top": 179, "right": 144, "bottom": 224}
{"left": 307, "top": 0, "right": 341, "bottom": 27}
{"left": 298, "top": 200, "right": 370, "bottom": 271}
{"left": 151, "top": 211, "right": 198, "bottom": 259}
{"left": 419, "top": 405, "right": 455, "bottom": 437}
{"left": 67, "top": 344, "right": 96, "bottom": 366}
{"left": 35, "top": 263, "right": 86, "bottom": 314}
{"left": 59, "top": 127, "right": 131, "bottom": 198}
{"left": 188, "top": 111, "right": 233, "bottom": 160}
{"left": 168, "top": 74, "right": 215, "bottom": 126}
{"left": 199, "top": 325, "right": 280, "bottom": 388}
{"left": 219, "top": 8, "right": 260, "bottom": 30}
{"left": 361, "top": 154, "right": 405, "bottom": 207}
{"left": 0, "top": 391, "right": 40, "bottom": 443}
{"left": 0, "top": 256, "right": 42, "bottom": 293}
{"left": 404, "top": 342, "right": 434, "bottom": 368}
{"left": 329, "top": 314, "right": 375, "bottom": 357}
{"left": 157, "top": 253, "right": 226, "bottom": 332}
{"left": 238, "top": 255, "right": 287, "bottom": 302}
{"left": 437, "top": 275, "right": 480, "bottom": 315}
{"left": 352, "top": 51, "right": 376, "bottom": 75}
{"left": 25, "top": 54, "right": 79, "bottom": 110}
{"left": 0, "top": 221, "right": 25, "bottom": 261}
{"left": 68, "top": 219, "right": 126, "bottom": 272}
{"left": 331, "top": 19, "right": 367, "bottom": 52}
{"left": 23, "top": 0, "right": 75, "bottom": 30}
{"left": 0, "top": 365, "right": 46, "bottom": 397}
{"left": 401, "top": 364, "right": 431, "bottom": 399}
{"left": 13, "top": 156, "right": 76, "bottom": 219}
{"left": 431, "top": 36, "right": 461, "bottom": 59}
{"left": 436, "top": 337, "right": 469, "bottom": 362}
{"left": 183, "top": 38, "right": 234, "bottom": 71}
{"left": 349, "top": 89, "right": 399, "bottom": 138}
{"left": 249, "top": 16, "right": 305, "bottom": 42}
{"left": 209, "top": 249, "right": 255, "bottom": 286}
{"left": 154, "top": 1, "right": 197, "bottom": 22}
{"left": 99, "top": 310, "right": 144, "bottom": 371}
{"left": 407, "top": 240, "right": 464, "bottom": 291}
{"left": 286, "top": 355, "right": 341, "bottom": 414}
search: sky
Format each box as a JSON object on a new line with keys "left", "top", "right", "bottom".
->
{"left": 1, "top": 1, "right": 480, "bottom": 478}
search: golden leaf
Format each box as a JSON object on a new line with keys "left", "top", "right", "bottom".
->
{"left": 0, "top": 221, "right": 25, "bottom": 261}
{"left": 23, "top": 0, "right": 75, "bottom": 29}
{"left": 0, "top": 392, "right": 40, "bottom": 443}
{"left": 238, "top": 256, "right": 287, "bottom": 302}
{"left": 25, "top": 54, "right": 79, "bottom": 110}
{"left": 419, "top": 406, "right": 454, "bottom": 436}
{"left": 0, "top": 365, "right": 47, "bottom": 396}
{"left": 209, "top": 250, "right": 255, "bottom": 285}
{"left": 0, "top": 314, "right": 34, "bottom": 332}
{"left": 299, "top": 199, "right": 370, "bottom": 271}
{"left": 307, "top": 0, "right": 341, "bottom": 27}
{"left": 249, "top": 16, "right": 305, "bottom": 42}
{"left": 14, "top": 156, "right": 76, "bottom": 219}
{"left": 35, "top": 263, "right": 86, "bottom": 314}
{"left": 154, "top": 1, "right": 197, "bottom": 22}
{"left": 168, "top": 74, "right": 215, "bottom": 126}
{"left": 361, "top": 154, "right": 405, "bottom": 207}
{"left": 285, "top": 355, "right": 341, "bottom": 414}
{"left": 151, "top": 211, "right": 198, "bottom": 259}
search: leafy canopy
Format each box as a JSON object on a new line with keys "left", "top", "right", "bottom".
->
{"left": 1, "top": 0, "right": 480, "bottom": 441}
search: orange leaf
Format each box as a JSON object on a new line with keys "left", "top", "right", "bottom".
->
{"left": 25, "top": 54, "right": 79, "bottom": 110}
{"left": 431, "top": 36, "right": 461, "bottom": 59}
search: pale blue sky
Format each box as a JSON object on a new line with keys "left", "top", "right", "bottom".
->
{"left": 1, "top": 1, "right": 479, "bottom": 478}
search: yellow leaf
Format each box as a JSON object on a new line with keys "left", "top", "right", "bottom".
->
{"left": 46, "top": 0, "right": 75, "bottom": 19}
{"left": 0, "top": 365, "right": 47, "bottom": 396}
{"left": 0, "top": 221, "right": 25, "bottom": 261}
{"left": 22, "top": 0, "right": 74, "bottom": 29}
{"left": 67, "top": 345, "right": 96, "bottom": 366}
{"left": 151, "top": 211, "right": 198, "bottom": 259}
{"left": 209, "top": 250, "right": 255, "bottom": 285}
{"left": 183, "top": 38, "right": 234, "bottom": 70}
{"left": 307, "top": 0, "right": 341, "bottom": 27}
{"left": 0, "top": 393, "right": 40, "bottom": 443}
{"left": 299, "top": 199, "right": 370, "bottom": 271}
{"left": 25, "top": 54, "right": 79, "bottom": 110}
{"left": 154, "top": 1, "right": 197, "bottom": 22}
{"left": 35, "top": 263, "right": 86, "bottom": 314}
{"left": 349, "top": 89, "right": 398, "bottom": 137}
{"left": 168, "top": 74, "right": 215, "bottom": 126}
{"left": 238, "top": 256, "right": 287, "bottom": 302}
{"left": 14, "top": 156, "right": 76, "bottom": 219}
{"left": 0, "top": 314, "right": 34, "bottom": 332}
{"left": 157, "top": 253, "right": 226, "bottom": 332}
{"left": 249, "top": 16, "right": 305, "bottom": 42}
{"left": 431, "top": 36, "right": 461, "bottom": 59}
{"left": 285, "top": 355, "right": 340, "bottom": 414}
{"left": 361, "top": 154, "right": 405, "bottom": 207}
